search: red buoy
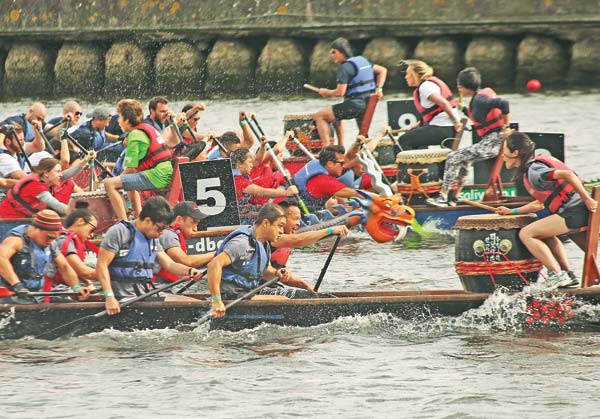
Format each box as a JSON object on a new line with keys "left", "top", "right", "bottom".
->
{"left": 526, "top": 79, "right": 542, "bottom": 91}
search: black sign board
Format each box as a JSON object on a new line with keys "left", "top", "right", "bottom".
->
{"left": 387, "top": 99, "right": 419, "bottom": 130}
{"left": 179, "top": 159, "right": 240, "bottom": 228}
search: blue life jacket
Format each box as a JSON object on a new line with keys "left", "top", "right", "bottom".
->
{"left": 0, "top": 225, "right": 52, "bottom": 291}
{"left": 232, "top": 168, "right": 252, "bottom": 205}
{"left": 293, "top": 159, "right": 330, "bottom": 206}
{"left": 3, "top": 114, "right": 36, "bottom": 143}
{"left": 113, "top": 149, "right": 127, "bottom": 176}
{"left": 108, "top": 221, "right": 158, "bottom": 283}
{"left": 207, "top": 146, "right": 223, "bottom": 160}
{"left": 72, "top": 120, "right": 107, "bottom": 151}
{"left": 337, "top": 169, "right": 362, "bottom": 189}
{"left": 143, "top": 116, "right": 166, "bottom": 132}
{"left": 345, "top": 56, "right": 376, "bottom": 97}
{"left": 218, "top": 225, "right": 270, "bottom": 290}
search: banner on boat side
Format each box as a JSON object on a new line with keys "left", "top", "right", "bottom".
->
{"left": 179, "top": 159, "right": 241, "bottom": 228}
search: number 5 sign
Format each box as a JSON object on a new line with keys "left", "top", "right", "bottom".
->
{"left": 178, "top": 159, "right": 241, "bottom": 228}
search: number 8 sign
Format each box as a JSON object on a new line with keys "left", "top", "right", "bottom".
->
{"left": 179, "top": 159, "right": 241, "bottom": 228}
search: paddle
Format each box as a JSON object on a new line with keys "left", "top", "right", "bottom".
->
{"left": 314, "top": 234, "right": 341, "bottom": 292}
{"left": 303, "top": 83, "right": 320, "bottom": 94}
{"left": 459, "top": 199, "right": 498, "bottom": 212}
{"left": 248, "top": 116, "right": 311, "bottom": 215}
{"left": 11, "top": 127, "right": 34, "bottom": 171}
{"left": 35, "top": 277, "right": 189, "bottom": 340}
{"left": 192, "top": 276, "right": 280, "bottom": 327}
{"left": 36, "top": 126, "right": 56, "bottom": 154}
{"left": 62, "top": 131, "right": 114, "bottom": 178}
{"left": 176, "top": 269, "right": 207, "bottom": 294}
{"left": 291, "top": 132, "right": 316, "bottom": 160}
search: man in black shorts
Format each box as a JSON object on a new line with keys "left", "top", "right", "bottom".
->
{"left": 314, "top": 37, "right": 387, "bottom": 148}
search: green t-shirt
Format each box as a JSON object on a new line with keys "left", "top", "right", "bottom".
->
{"left": 124, "top": 129, "right": 173, "bottom": 188}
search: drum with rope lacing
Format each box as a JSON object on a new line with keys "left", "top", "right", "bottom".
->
{"left": 283, "top": 113, "right": 332, "bottom": 157}
{"left": 454, "top": 214, "right": 542, "bottom": 293}
{"left": 395, "top": 148, "right": 451, "bottom": 204}
{"left": 68, "top": 190, "right": 119, "bottom": 233}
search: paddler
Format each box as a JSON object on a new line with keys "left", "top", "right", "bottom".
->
{"left": 154, "top": 201, "right": 215, "bottom": 288}
{"left": 495, "top": 132, "right": 598, "bottom": 289}
{"left": 103, "top": 99, "right": 174, "bottom": 221}
{"left": 313, "top": 37, "right": 387, "bottom": 147}
{"left": 268, "top": 199, "right": 349, "bottom": 297}
{"left": 207, "top": 203, "right": 290, "bottom": 318}
{"left": 0, "top": 209, "right": 90, "bottom": 303}
{"left": 98, "top": 197, "right": 205, "bottom": 315}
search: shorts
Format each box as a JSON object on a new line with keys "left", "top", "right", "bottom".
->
{"left": 332, "top": 97, "right": 368, "bottom": 121}
{"left": 559, "top": 203, "right": 590, "bottom": 230}
{"left": 120, "top": 172, "right": 156, "bottom": 191}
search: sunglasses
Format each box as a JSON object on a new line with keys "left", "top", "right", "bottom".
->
{"left": 75, "top": 111, "right": 83, "bottom": 116}
{"left": 331, "top": 159, "right": 345, "bottom": 165}
{"left": 154, "top": 222, "right": 169, "bottom": 232}
{"left": 86, "top": 221, "right": 98, "bottom": 232}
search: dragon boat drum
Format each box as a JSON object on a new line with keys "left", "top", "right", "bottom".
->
{"left": 68, "top": 190, "right": 119, "bottom": 234}
{"left": 283, "top": 113, "right": 333, "bottom": 157}
{"left": 373, "top": 137, "right": 398, "bottom": 182}
{"left": 454, "top": 214, "right": 543, "bottom": 293}
{"left": 395, "top": 148, "right": 451, "bottom": 204}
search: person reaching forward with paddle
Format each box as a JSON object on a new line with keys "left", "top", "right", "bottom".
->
{"left": 207, "top": 203, "right": 290, "bottom": 318}
{"left": 97, "top": 196, "right": 205, "bottom": 315}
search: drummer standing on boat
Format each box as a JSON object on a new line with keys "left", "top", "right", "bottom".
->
{"left": 495, "top": 132, "right": 598, "bottom": 289}
{"left": 427, "top": 67, "right": 511, "bottom": 207}
{"left": 313, "top": 37, "right": 387, "bottom": 148}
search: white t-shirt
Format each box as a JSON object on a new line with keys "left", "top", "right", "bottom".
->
{"left": 26, "top": 151, "right": 54, "bottom": 173}
{"left": 0, "top": 147, "right": 23, "bottom": 178}
{"left": 418, "top": 80, "right": 459, "bottom": 127}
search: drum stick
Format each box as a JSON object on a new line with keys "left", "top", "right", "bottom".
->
{"left": 460, "top": 199, "right": 498, "bottom": 212}
{"left": 303, "top": 84, "right": 320, "bottom": 94}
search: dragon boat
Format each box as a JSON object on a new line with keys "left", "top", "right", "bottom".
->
{"left": 0, "top": 186, "right": 598, "bottom": 340}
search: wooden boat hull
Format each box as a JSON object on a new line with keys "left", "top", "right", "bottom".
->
{"left": 3, "top": 288, "right": 600, "bottom": 339}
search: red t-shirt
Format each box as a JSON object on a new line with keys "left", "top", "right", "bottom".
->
{"left": 251, "top": 164, "right": 285, "bottom": 189}
{"left": 306, "top": 174, "right": 348, "bottom": 199}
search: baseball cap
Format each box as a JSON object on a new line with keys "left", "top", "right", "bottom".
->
{"left": 86, "top": 108, "right": 112, "bottom": 119}
{"left": 173, "top": 201, "right": 208, "bottom": 221}
{"left": 33, "top": 209, "right": 63, "bottom": 232}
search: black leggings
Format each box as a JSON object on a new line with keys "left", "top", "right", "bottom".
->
{"left": 398, "top": 125, "right": 455, "bottom": 150}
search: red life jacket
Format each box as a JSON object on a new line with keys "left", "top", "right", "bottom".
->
{"left": 468, "top": 87, "right": 505, "bottom": 137}
{"left": 0, "top": 174, "right": 48, "bottom": 218}
{"left": 155, "top": 225, "right": 187, "bottom": 283}
{"left": 53, "top": 179, "right": 76, "bottom": 204}
{"left": 42, "top": 231, "right": 99, "bottom": 303}
{"left": 413, "top": 77, "right": 457, "bottom": 124}
{"left": 271, "top": 247, "right": 291, "bottom": 268}
{"left": 523, "top": 155, "right": 581, "bottom": 214}
{"left": 133, "top": 123, "right": 173, "bottom": 172}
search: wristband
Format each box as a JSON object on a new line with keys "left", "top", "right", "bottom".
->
{"left": 326, "top": 227, "right": 334, "bottom": 236}
{"left": 239, "top": 120, "right": 248, "bottom": 127}
{"left": 512, "top": 208, "right": 519, "bottom": 215}
{"left": 375, "top": 87, "right": 383, "bottom": 93}
{"left": 211, "top": 295, "right": 222, "bottom": 302}
{"left": 104, "top": 290, "right": 115, "bottom": 298}
{"left": 451, "top": 118, "right": 459, "bottom": 124}
{"left": 72, "top": 284, "right": 82, "bottom": 292}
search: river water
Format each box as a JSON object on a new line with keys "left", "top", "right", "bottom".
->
{"left": 2, "top": 92, "right": 600, "bottom": 418}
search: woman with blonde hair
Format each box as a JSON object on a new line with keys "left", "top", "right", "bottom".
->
{"left": 400, "top": 60, "right": 462, "bottom": 150}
